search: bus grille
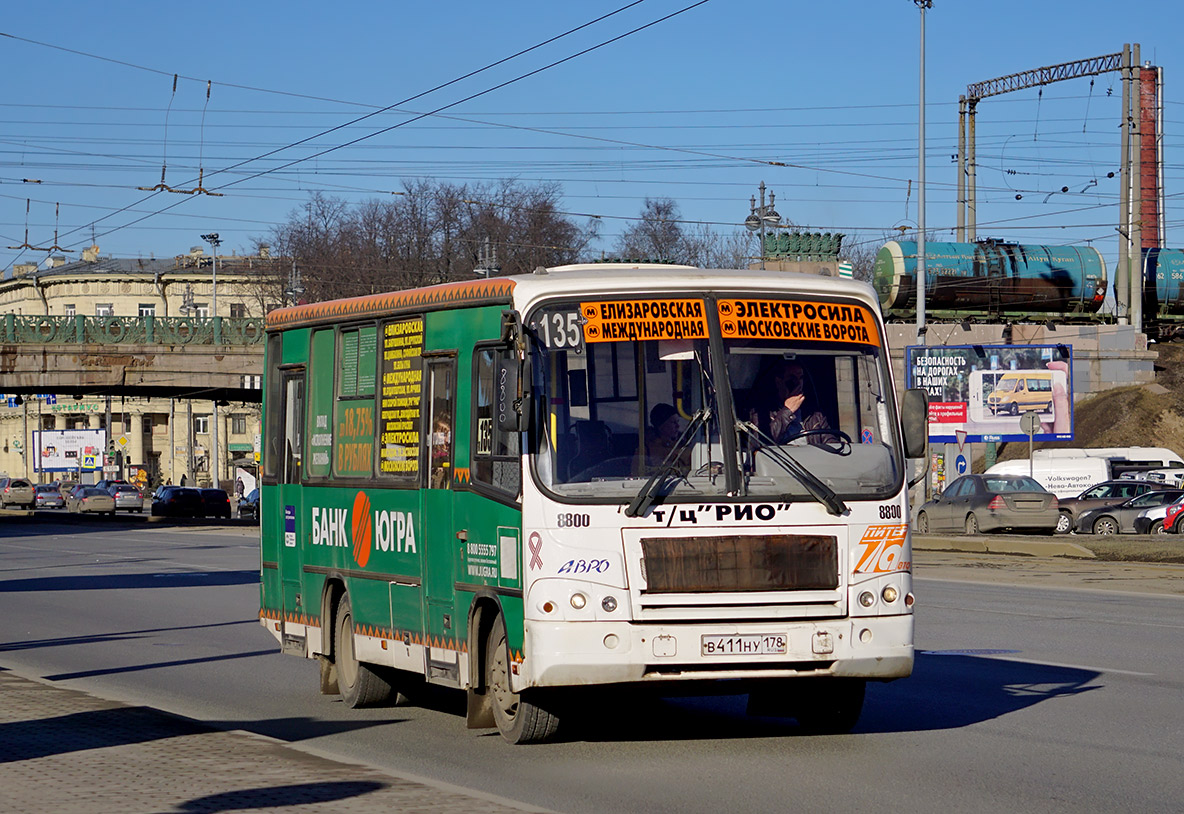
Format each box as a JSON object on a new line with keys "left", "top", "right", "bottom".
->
{"left": 640, "top": 534, "right": 838, "bottom": 593}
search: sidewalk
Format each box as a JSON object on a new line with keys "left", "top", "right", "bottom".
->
{"left": 0, "top": 669, "right": 539, "bottom": 814}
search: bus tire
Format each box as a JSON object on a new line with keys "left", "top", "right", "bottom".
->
{"left": 486, "top": 614, "right": 559, "bottom": 744}
{"left": 334, "top": 593, "right": 392, "bottom": 708}
{"left": 795, "top": 678, "right": 865, "bottom": 734}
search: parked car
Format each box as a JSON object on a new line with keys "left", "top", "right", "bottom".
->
{"left": 1053, "top": 479, "right": 1160, "bottom": 534}
{"left": 108, "top": 483, "right": 144, "bottom": 513}
{"left": 34, "top": 483, "right": 65, "bottom": 509}
{"left": 915, "top": 474, "right": 1059, "bottom": 535}
{"left": 1133, "top": 495, "right": 1183, "bottom": 535}
{"left": 71, "top": 487, "right": 115, "bottom": 515}
{"left": 238, "top": 488, "right": 260, "bottom": 521}
{"left": 0, "top": 477, "right": 35, "bottom": 509}
{"left": 151, "top": 485, "right": 204, "bottom": 517}
{"left": 1074, "top": 489, "right": 1184, "bottom": 535}
{"left": 1164, "top": 499, "right": 1184, "bottom": 534}
{"left": 200, "top": 488, "right": 231, "bottom": 519}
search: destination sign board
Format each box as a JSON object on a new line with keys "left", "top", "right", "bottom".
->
{"left": 717, "top": 299, "right": 880, "bottom": 346}
{"left": 580, "top": 299, "right": 708, "bottom": 343}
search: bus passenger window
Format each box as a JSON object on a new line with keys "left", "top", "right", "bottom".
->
{"left": 283, "top": 374, "right": 304, "bottom": 484}
{"left": 473, "top": 348, "right": 521, "bottom": 496}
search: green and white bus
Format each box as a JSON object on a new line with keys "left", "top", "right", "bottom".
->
{"left": 259, "top": 263, "right": 928, "bottom": 743}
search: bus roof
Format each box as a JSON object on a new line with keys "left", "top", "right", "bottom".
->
{"left": 265, "top": 266, "right": 879, "bottom": 332}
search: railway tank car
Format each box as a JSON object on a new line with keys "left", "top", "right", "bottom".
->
{"left": 874, "top": 240, "right": 1107, "bottom": 317}
{"left": 1143, "top": 248, "right": 1184, "bottom": 317}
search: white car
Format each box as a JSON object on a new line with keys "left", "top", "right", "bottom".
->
{"left": 1133, "top": 495, "right": 1184, "bottom": 534}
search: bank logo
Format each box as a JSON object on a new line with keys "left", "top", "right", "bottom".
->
{"left": 311, "top": 491, "right": 416, "bottom": 568}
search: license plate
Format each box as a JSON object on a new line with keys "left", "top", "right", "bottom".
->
{"left": 701, "top": 634, "right": 787, "bottom": 656}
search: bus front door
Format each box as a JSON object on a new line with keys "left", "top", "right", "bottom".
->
{"left": 278, "top": 369, "right": 307, "bottom": 650}
{"left": 422, "top": 357, "right": 459, "bottom": 683}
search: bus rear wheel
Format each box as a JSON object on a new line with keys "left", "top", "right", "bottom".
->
{"left": 795, "top": 678, "right": 866, "bottom": 734}
{"left": 486, "top": 614, "right": 559, "bottom": 744}
{"left": 334, "top": 593, "right": 393, "bottom": 708}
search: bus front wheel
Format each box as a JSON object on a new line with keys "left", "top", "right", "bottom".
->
{"left": 334, "top": 593, "right": 393, "bottom": 708}
{"left": 486, "top": 614, "right": 559, "bottom": 744}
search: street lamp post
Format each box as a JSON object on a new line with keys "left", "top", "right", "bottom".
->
{"left": 915, "top": 0, "right": 932, "bottom": 342}
{"left": 201, "top": 232, "right": 221, "bottom": 489}
{"left": 744, "top": 182, "right": 781, "bottom": 270}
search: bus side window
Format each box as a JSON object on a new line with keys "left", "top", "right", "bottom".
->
{"left": 473, "top": 347, "right": 521, "bottom": 496}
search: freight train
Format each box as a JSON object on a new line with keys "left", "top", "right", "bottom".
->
{"left": 873, "top": 240, "right": 1184, "bottom": 335}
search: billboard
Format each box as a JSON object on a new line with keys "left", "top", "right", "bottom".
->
{"left": 906, "top": 344, "right": 1073, "bottom": 443}
{"left": 33, "top": 429, "right": 107, "bottom": 472}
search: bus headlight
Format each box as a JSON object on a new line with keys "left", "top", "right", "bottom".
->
{"left": 601, "top": 595, "right": 618, "bottom": 612}
{"left": 858, "top": 591, "right": 876, "bottom": 608}
{"left": 881, "top": 586, "right": 899, "bottom": 604}
{"left": 570, "top": 592, "right": 587, "bottom": 610}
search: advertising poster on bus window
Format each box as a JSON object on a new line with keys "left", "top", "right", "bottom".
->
{"left": 906, "top": 344, "right": 1073, "bottom": 444}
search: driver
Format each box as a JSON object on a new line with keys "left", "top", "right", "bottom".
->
{"left": 754, "top": 361, "right": 834, "bottom": 446}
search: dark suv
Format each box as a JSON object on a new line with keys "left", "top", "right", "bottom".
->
{"left": 151, "top": 485, "right": 203, "bottom": 517}
{"left": 1055, "top": 479, "right": 1159, "bottom": 534}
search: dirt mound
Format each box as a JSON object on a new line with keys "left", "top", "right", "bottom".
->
{"left": 996, "top": 343, "right": 1184, "bottom": 462}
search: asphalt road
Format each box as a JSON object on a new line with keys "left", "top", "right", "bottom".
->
{"left": 1, "top": 518, "right": 1182, "bottom": 813}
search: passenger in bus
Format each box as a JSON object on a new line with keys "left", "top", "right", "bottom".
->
{"left": 431, "top": 415, "right": 452, "bottom": 489}
{"left": 638, "top": 403, "right": 691, "bottom": 475}
{"left": 752, "top": 361, "right": 833, "bottom": 446}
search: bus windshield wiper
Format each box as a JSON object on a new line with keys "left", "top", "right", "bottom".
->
{"left": 625, "top": 407, "right": 710, "bottom": 518}
{"left": 736, "top": 419, "right": 847, "bottom": 516}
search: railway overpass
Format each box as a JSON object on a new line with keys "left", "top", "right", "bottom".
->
{"left": 0, "top": 314, "right": 264, "bottom": 402}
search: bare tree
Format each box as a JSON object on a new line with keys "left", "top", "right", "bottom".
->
{"left": 260, "top": 182, "right": 596, "bottom": 303}
{"left": 613, "top": 198, "right": 688, "bottom": 263}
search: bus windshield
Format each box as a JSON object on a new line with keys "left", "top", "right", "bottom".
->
{"left": 727, "top": 339, "right": 900, "bottom": 500}
{"left": 528, "top": 295, "right": 903, "bottom": 503}
{"left": 530, "top": 301, "right": 726, "bottom": 499}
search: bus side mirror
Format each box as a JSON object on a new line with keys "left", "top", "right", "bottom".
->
{"left": 901, "top": 388, "right": 928, "bottom": 459}
{"left": 497, "top": 358, "right": 524, "bottom": 433}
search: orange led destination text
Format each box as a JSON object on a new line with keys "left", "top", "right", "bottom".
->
{"left": 580, "top": 299, "right": 708, "bottom": 343}
{"left": 718, "top": 299, "right": 879, "bottom": 346}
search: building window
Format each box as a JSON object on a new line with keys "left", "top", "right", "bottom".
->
{"left": 231, "top": 414, "right": 246, "bottom": 435}
{"left": 195, "top": 304, "right": 210, "bottom": 318}
{"left": 138, "top": 303, "right": 156, "bottom": 317}
{"left": 230, "top": 303, "right": 246, "bottom": 318}
{"left": 64, "top": 304, "right": 76, "bottom": 317}
{"left": 95, "top": 303, "right": 114, "bottom": 317}
{"left": 194, "top": 416, "right": 210, "bottom": 435}
{"left": 142, "top": 415, "right": 153, "bottom": 434}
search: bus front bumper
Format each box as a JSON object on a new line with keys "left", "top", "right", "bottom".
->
{"left": 520, "top": 614, "right": 913, "bottom": 689}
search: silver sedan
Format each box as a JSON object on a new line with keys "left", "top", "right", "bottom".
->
{"left": 109, "top": 484, "right": 144, "bottom": 512}
{"left": 916, "top": 474, "right": 1060, "bottom": 535}
{"left": 71, "top": 487, "right": 116, "bottom": 515}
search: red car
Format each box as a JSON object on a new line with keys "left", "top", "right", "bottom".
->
{"left": 1164, "top": 499, "right": 1184, "bottom": 533}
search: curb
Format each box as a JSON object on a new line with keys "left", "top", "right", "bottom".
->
{"left": 914, "top": 534, "right": 1096, "bottom": 558}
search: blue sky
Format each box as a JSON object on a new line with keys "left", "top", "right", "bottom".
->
{"left": 1, "top": 0, "right": 1179, "bottom": 276}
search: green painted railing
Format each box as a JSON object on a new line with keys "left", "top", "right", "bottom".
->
{"left": 1, "top": 314, "right": 265, "bottom": 346}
